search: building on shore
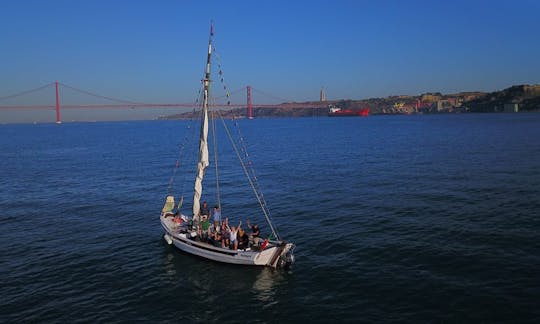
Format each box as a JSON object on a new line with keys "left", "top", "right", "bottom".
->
{"left": 504, "top": 103, "right": 519, "bottom": 112}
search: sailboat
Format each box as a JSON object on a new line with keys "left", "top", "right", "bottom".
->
{"left": 159, "top": 22, "right": 295, "bottom": 268}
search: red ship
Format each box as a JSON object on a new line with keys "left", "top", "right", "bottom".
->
{"left": 328, "top": 105, "right": 370, "bottom": 117}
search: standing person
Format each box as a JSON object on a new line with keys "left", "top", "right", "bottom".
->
{"left": 212, "top": 206, "right": 221, "bottom": 228}
{"left": 228, "top": 220, "right": 242, "bottom": 250}
{"left": 221, "top": 219, "right": 230, "bottom": 249}
{"left": 200, "top": 201, "right": 210, "bottom": 219}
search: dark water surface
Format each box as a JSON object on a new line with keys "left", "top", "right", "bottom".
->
{"left": 1, "top": 114, "right": 539, "bottom": 323}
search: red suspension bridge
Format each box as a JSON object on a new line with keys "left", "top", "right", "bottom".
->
{"left": 0, "top": 82, "right": 326, "bottom": 123}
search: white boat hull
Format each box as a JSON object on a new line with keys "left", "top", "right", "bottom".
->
{"left": 160, "top": 215, "right": 293, "bottom": 268}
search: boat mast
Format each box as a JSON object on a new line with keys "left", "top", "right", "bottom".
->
{"left": 193, "top": 21, "right": 214, "bottom": 218}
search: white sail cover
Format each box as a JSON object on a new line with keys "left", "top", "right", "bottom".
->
{"left": 162, "top": 195, "right": 175, "bottom": 213}
{"left": 193, "top": 97, "right": 209, "bottom": 218}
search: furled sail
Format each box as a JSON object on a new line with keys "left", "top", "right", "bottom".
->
{"left": 192, "top": 103, "right": 209, "bottom": 218}
{"left": 192, "top": 22, "right": 213, "bottom": 218}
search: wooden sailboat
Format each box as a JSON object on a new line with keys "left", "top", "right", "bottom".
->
{"left": 159, "top": 22, "right": 295, "bottom": 268}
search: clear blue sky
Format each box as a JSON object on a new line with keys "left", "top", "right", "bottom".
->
{"left": 1, "top": 0, "right": 540, "bottom": 121}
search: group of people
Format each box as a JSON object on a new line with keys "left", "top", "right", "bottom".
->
{"left": 194, "top": 201, "right": 262, "bottom": 251}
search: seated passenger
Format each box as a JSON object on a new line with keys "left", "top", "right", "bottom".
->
{"left": 237, "top": 228, "right": 249, "bottom": 250}
{"left": 199, "top": 215, "right": 211, "bottom": 242}
{"left": 212, "top": 224, "right": 222, "bottom": 247}
{"left": 246, "top": 219, "right": 261, "bottom": 247}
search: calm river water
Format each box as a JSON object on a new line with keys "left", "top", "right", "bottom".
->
{"left": 1, "top": 114, "right": 539, "bottom": 322}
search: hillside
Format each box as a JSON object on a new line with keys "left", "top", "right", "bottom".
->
{"left": 465, "top": 85, "right": 540, "bottom": 112}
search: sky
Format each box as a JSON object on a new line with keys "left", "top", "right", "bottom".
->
{"left": 1, "top": 0, "right": 540, "bottom": 122}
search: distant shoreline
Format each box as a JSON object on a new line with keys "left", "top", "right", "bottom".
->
{"left": 161, "top": 84, "right": 540, "bottom": 120}
{"left": 1, "top": 84, "right": 538, "bottom": 124}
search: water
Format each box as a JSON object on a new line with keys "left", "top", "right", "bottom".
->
{"left": 1, "top": 114, "right": 539, "bottom": 323}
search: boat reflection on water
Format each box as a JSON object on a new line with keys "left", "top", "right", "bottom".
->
{"left": 160, "top": 244, "right": 291, "bottom": 309}
{"left": 252, "top": 268, "right": 286, "bottom": 305}
{"left": 162, "top": 251, "right": 178, "bottom": 282}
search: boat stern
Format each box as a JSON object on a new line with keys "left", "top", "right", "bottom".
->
{"left": 267, "top": 242, "right": 295, "bottom": 268}
{"left": 280, "top": 243, "right": 295, "bottom": 268}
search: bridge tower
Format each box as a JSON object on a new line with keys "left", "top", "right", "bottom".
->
{"left": 55, "top": 81, "right": 61, "bottom": 124}
{"left": 247, "top": 85, "right": 253, "bottom": 119}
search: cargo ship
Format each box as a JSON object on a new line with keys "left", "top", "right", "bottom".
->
{"left": 328, "top": 105, "right": 370, "bottom": 117}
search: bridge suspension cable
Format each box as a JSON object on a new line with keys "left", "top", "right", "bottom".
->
{"left": 0, "top": 82, "right": 54, "bottom": 101}
{"left": 59, "top": 82, "right": 143, "bottom": 105}
{"left": 251, "top": 86, "right": 291, "bottom": 103}
{"left": 0, "top": 81, "right": 325, "bottom": 124}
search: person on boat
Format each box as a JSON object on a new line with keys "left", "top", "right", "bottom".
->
{"left": 212, "top": 206, "right": 221, "bottom": 228}
{"left": 227, "top": 221, "right": 242, "bottom": 250}
{"left": 199, "top": 214, "right": 211, "bottom": 242}
{"left": 212, "top": 223, "right": 222, "bottom": 246}
{"left": 200, "top": 201, "right": 210, "bottom": 219}
{"left": 246, "top": 219, "right": 261, "bottom": 247}
{"left": 237, "top": 227, "right": 249, "bottom": 250}
{"left": 220, "top": 219, "right": 230, "bottom": 248}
